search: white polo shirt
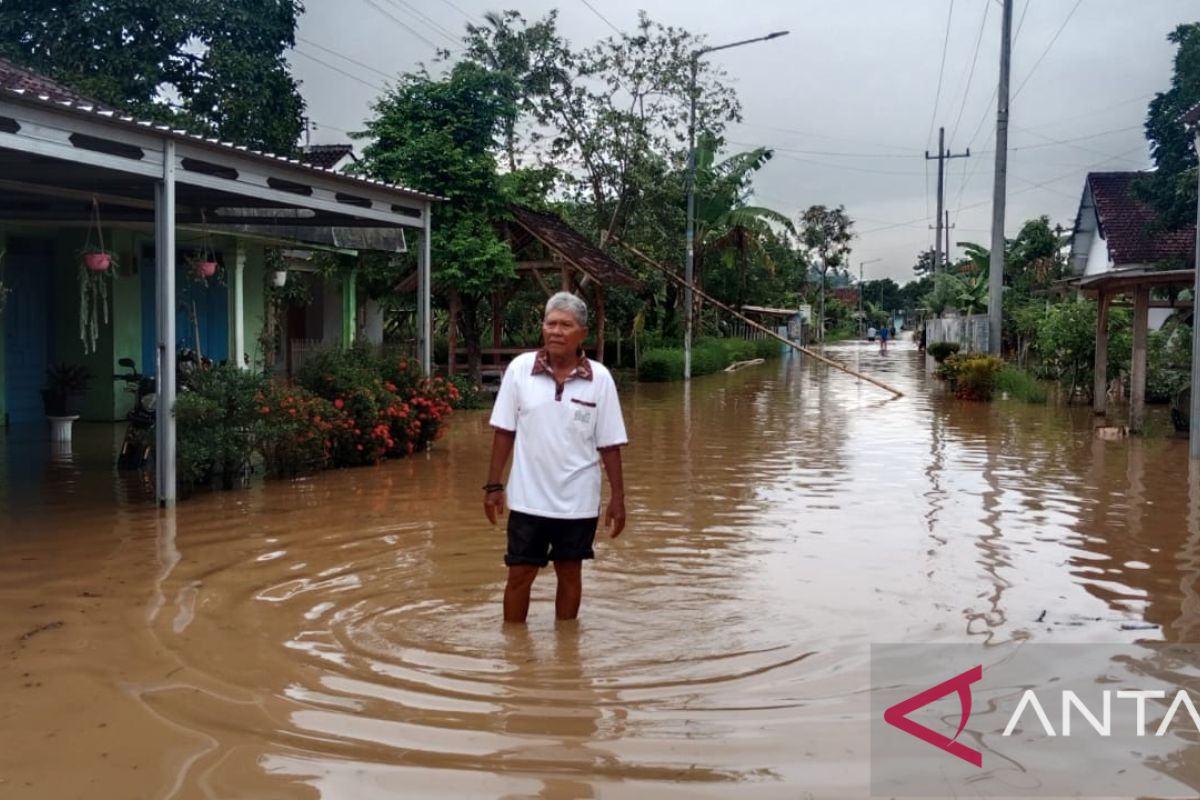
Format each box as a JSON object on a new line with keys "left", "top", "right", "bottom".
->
{"left": 489, "top": 350, "right": 627, "bottom": 519}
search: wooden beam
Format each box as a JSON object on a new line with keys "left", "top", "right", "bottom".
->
{"left": 595, "top": 283, "right": 606, "bottom": 363}
{"left": 1131, "top": 286, "right": 1149, "bottom": 433}
{"left": 529, "top": 267, "right": 554, "bottom": 297}
{"left": 561, "top": 266, "right": 572, "bottom": 292}
{"left": 492, "top": 289, "right": 504, "bottom": 366}
{"left": 516, "top": 259, "right": 562, "bottom": 270}
{"left": 1094, "top": 290, "right": 1111, "bottom": 415}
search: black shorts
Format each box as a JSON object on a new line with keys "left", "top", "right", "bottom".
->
{"left": 505, "top": 510, "right": 598, "bottom": 567}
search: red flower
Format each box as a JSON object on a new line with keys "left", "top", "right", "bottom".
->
{"left": 261, "top": 406, "right": 271, "bottom": 414}
{"left": 334, "top": 398, "right": 345, "bottom": 410}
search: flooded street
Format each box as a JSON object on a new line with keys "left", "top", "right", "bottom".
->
{"left": 3, "top": 338, "right": 1199, "bottom": 798}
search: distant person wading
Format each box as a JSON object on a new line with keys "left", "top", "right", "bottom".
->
{"left": 483, "top": 292, "right": 628, "bottom": 623}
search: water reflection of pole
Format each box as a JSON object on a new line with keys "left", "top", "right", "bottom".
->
{"left": 971, "top": 414, "right": 1009, "bottom": 643}
{"left": 147, "top": 507, "right": 180, "bottom": 624}
{"left": 1175, "top": 458, "right": 1200, "bottom": 640}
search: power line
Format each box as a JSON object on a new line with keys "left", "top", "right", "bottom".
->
{"left": 926, "top": 0, "right": 956, "bottom": 149}
{"left": 358, "top": 0, "right": 440, "bottom": 51}
{"left": 435, "top": 0, "right": 478, "bottom": 23}
{"left": 1012, "top": 0, "right": 1085, "bottom": 100}
{"left": 297, "top": 36, "right": 395, "bottom": 82}
{"left": 578, "top": 0, "right": 621, "bottom": 35}
{"left": 382, "top": 0, "right": 462, "bottom": 47}
{"left": 949, "top": 0, "right": 990, "bottom": 145}
{"left": 290, "top": 48, "right": 386, "bottom": 92}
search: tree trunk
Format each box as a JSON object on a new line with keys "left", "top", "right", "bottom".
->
{"left": 461, "top": 294, "right": 484, "bottom": 386}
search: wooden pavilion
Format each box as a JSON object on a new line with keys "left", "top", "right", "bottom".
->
{"left": 447, "top": 204, "right": 642, "bottom": 377}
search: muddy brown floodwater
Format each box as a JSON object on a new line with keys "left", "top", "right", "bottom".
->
{"left": 3, "top": 339, "right": 1200, "bottom": 798}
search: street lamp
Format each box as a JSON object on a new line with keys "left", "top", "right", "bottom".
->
{"left": 859, "top": 258, "right": 880, "bottom": 337}
{"left": 684, "top": 30, "right": 790, "bottom": 380}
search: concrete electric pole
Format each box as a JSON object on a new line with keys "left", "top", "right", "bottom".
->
{"left": 925, "top": 127, "right": 969, "bottom": 274}
{"left": 988, "top": 0, "right": 1014, "bottom": 355}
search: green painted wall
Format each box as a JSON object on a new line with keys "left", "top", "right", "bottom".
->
{"left": 240, "top": 244, "right": 268, "bottom": 370}
{"left": 3, "top": 225, "right": 273, "bottom": 424}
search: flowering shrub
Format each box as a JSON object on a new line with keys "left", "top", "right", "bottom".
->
{"left": 258, "top": 387, "right": 335, "bottom": 478}
{"left": 173, "top": 345, "right": 456, "bottom": 496}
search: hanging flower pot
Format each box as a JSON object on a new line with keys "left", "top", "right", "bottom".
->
{"left": 83, "top": 250, "right": 112, "bottom": 272}
{"left": 271, "top": 270, "right": 288, "bottom": 288}
{"left": 193, "top": 259, "right": 218, "bottom": 279}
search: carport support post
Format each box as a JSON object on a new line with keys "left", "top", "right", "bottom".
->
{"left": 232, "top": 241, "right": 246, "bottom": 368}
{"left": 1093, "top": 289, "right": 1110, "bottom": 415}
{"left": 155, "top": 139, "right": 178, "bottom": 506}
{"left": 1131, "top": 285, "right": 1150, "bottom": 434}
{"left": 418, "top": 203, "right": 432, "bottom": 375}
{"left": 341, "top": 268, "right": 357, "bottom": 349}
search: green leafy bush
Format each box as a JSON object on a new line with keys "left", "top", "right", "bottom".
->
{"left": 995, "top": 366, "right": 1049, "bottom": 404}
{"left": 177, "top": 365, "right": 268, "bottom": 488}
{"left": 637, "top": 337, "right": 782, "bottom": 382}
{"left": 928, "top": 341, "right": 961, "bottom": 363}
{"left": 447, "top": 375, "right": 485, "bottom": 409}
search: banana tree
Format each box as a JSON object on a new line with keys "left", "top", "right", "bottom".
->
{"left": 691, "top": 134, "right": 795, "bottom": 313}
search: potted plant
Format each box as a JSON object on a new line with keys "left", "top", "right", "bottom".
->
{"left": 190, "top": 211, "right": 220, "bottom": 281}
{"left": 42, "top": 363, "right": 92, "bottom": 442}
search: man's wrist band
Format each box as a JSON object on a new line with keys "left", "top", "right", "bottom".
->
{"left": 482, "top": 483, "right": 504, "bottom": 492}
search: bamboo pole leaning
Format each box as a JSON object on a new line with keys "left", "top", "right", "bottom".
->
{"left": 610, "top": 237, "right": 904, "bottom": 399}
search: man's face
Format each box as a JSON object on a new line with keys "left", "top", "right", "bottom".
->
{"left": 542, "top": 309, "right": 587, "bottom": 358}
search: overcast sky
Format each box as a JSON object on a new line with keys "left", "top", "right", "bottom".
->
{"left": 290, "top": 0, "right": 1197, "bottom": 285}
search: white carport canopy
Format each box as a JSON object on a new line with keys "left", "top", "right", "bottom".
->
{"left": 0, "top": 88, "right": 437, "bottom": 505}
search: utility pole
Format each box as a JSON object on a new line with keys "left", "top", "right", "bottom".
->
{"left": 925, "top": 127, "right": 970, "bottom": 274}
{"left": 988, "top": 0, "right": 1014, "bottom": 355}
{"left": 859, "top": 258, "right": 880, "bottom": 337}
{"left": 930, "top": 211, "right": 956, "bottom": 269}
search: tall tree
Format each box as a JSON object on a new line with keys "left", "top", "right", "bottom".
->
{"left": 357, "top": 63, "right": 518, "bottom": 383}
{"left": 912, "top": 247, "right": 935, "bottom": 278}
{"left": 799, "top": 205, "right": 854, "bottom": 342}
{"left": 1136, "top": 22, "right": 1200, "bottom": 230}
{"left": 691, "top": 134, "right": 794, "bottom": 310}
{"left": 0, "top": 0, "right": 305, "bottom": 154}
{"left": 455, "top": 10, "right": 566, "bottom": 172}
{"left": 537, "top": 12, "right": 742, "bottom": 242}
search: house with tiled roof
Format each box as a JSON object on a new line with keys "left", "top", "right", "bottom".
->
{"left": 1063, "top": 168, "right": 1198, "bottom": 431}
{"left": 1069, "top": 171, "right": 1195, "bottom": 276}
{"left": 301, "top": 143, "right": 357, "bottom": 172}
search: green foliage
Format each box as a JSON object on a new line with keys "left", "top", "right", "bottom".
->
{"left": 638, "top": 337, "right": 779, "bottom": 381}
{"left": 1146, "top": 320, "right": 1193, "bottom": 403}
{"left": 0, "top": 0, "right": 305, "bottom": 154}
{"left": 446, "top": 375, "right": 486, "bottom": 409}
{"left": 928, "top": 341, "right": 960, "bottom": 363}
{"left": 1135, "top": 23, "right": 1200, "bottom": 229}
{"left": 176, "top": 365, "right": 267, "bottom": 489}
{"left": 924, "top": 270, "right": 988, "bottom": 316}
{"left": 995, "top": 366, "right": 1049, "bottom": 404}
{"left": 939, "top": 353, "right": 1006, "bottom": 401}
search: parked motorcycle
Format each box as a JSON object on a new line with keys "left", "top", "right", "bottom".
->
{"left": 114, "top": 357, "right": 155, "bottom": 469}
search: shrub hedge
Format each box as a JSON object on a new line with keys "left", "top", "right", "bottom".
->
{"left": 638, "top": 337, "right": 781, "bottom": 382}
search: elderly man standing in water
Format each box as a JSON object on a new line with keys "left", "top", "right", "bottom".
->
{"left": 483, "top": 292, "right": 628, "bottom": 623}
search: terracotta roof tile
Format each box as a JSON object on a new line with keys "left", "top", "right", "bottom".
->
{"left": 301, "top": 144, "right": 355, "bottom": 170}
{"left": 1088, "top": 171, "right": 1195, "bottom": 266}
{"left": 0, "top": 56, "right": 107, "bottom": 107}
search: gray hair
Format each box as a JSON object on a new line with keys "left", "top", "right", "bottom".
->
{"left": 545, "top": 291, "right": 587, "bottom": 327}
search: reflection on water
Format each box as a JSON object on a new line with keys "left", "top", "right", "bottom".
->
{"left": 2, "top": 339, "right": 1199, "bottom": 797}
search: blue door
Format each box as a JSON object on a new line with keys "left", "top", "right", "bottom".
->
{"left": 4, "top": 238, "right": 54, "bottom": 425}
{"left": 140, "top": 247, "right": 230, "bottom": 375}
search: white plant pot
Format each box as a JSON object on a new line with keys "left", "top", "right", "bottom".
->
{"left": 271, "top": 270, "right": 289, "bottom": 287}
{"left": 47, "top": 414, "right": 80, "bottom": 443}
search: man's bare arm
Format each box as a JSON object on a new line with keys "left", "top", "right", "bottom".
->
{"left": 599, "top": 446, "right": 626, "bottom": 538}
{"left": 484, "top": 428, "right": 515, "bottom": 525}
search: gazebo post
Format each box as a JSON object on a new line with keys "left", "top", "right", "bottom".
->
{"left": 1131, "top": 285, "right": 1150, "bottom": 433}
{"left": 595, "top": 283, "right": 606, "bottom": 363}
{"left": 1189, "top": 121, "right": 1200, "bottom": 458}
{"left": 1094, "top": 289, "right": 1111, "bottom": 415}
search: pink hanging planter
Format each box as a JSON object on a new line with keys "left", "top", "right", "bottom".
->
{"left": 83, "top": 251, "right": 111, "bottom": 272}
{"left": 193, "top": 260, "right": 218, "bottom": 279}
